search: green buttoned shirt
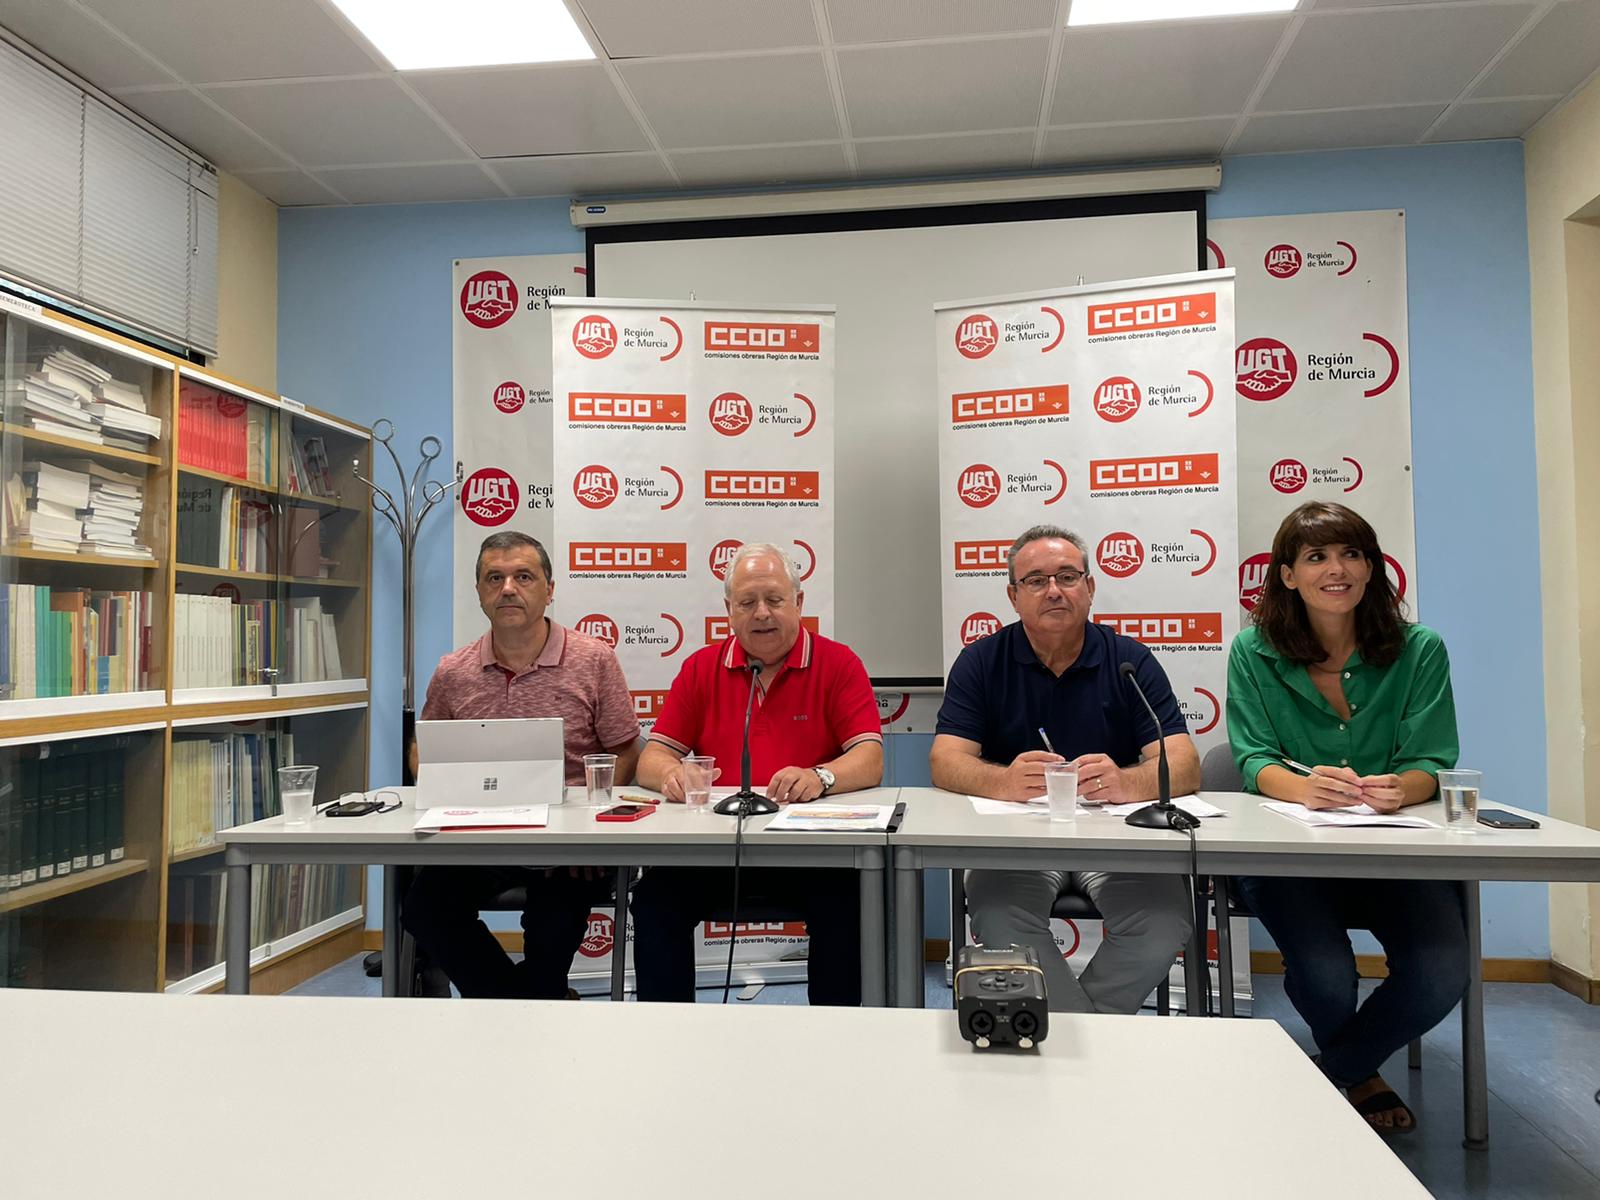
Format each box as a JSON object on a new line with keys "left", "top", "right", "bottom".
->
{"left": 1226, "top": 623, "right": 1459, "bottom": 794}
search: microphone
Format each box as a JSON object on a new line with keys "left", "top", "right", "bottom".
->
{"left": 1119, "top": 661, "right": 1198, "bottom": 832}
{"left": 714, "top": 660, "right": 778, "bottom": 816}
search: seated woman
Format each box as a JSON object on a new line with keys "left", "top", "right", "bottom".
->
{"left": 1227, "top": 501, "right": 1468, "bottom": 1136}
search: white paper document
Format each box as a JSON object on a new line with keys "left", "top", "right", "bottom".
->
{"left": 764, "top": 803, "right": 897, "bottom": 831}
{"left": 1096, "top": 795, "right": 1227, "bottom": 819}
{"left": 1260, "top": 801, "right": 1438, "bottom": 829}
{"left": 966, "top": 794, "right": 1225, "bottom": 819}
{"left": 414, "top": 804, "right": 549, "bottom": 832}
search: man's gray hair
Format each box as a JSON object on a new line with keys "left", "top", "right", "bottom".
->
{"left": 475, "top": 530, "right": 552, "bottom": 583}
{"left": 1007, "top": 524, "right": 1089, "bottom": 584}
{"left": 723, "top": 542, "right": 803, "bottom": 597}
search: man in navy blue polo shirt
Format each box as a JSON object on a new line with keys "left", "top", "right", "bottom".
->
{"left": 931, "top": 523, "right": 1198, "bottom": 1013}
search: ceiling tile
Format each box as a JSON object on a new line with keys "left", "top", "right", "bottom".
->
{"left": 0, "top": 0, "right": 178, "bottom": 88}
{"left": 312, "top": 162, "right": 504, "bottom": 204}
{"left": 1233, "top": 104, "right": 1446, "bottom": 154}
{"left": 408, "top": 63, "right": 648, "bottom": 157}
{"left": 230, "top": 168, "right": 344, "bottom": 207}
{"left": 1475, "top": 0, "right": 1600, "bottom": 100}
{"left": 839, "top": 36, "right": 1051, "bottom": 138}
{"left": 669, "top": 142, "right": 849, "bottom": 188}
{"left": 491, "top": 152, "right": 675, "bottom": 196}
{"left": 576, "top": 0, "right": 818, "bottom": 56}
{"left": 1426, "top": 96, "right": 1560, "bottom": 141}
{"left": 1259, "top": 4, "right": 1536, "bottom": 111}
{"left": 205, "top": 77, "right": 465, "bottom": 166}
{"left": 1040, "top": 118, "right": 1235, "bottom": 165}
{"left": 1052, "top": 18, "right": 1287, "bottom": 125}
{"left": 854, "top": 131, "right": 1037, "bottom": 177}
{"left": 118, "top": 86, "right": 291, "bottom": 170}
{"left": 826, "top": 0, "right": 1056, "bottom": 44}
{"left": 77, "top": 0, "right": 380, "bottom": 83}
{"left": 618, "top": 53, "right": 838, "bottom": 147}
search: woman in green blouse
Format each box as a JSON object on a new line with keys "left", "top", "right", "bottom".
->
{"left": 1228, "top": 502, "right": 1467, "bottom": 1136}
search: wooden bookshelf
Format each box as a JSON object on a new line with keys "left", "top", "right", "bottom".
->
{"left": 175, "top": 562, "right": 361, "bottom": 589}
{"left": 0, "top": 858, "right": 149, "bottom": 914}
{"left": 4, "top": 545, "right": 160, "bottom": 567}
{"left": 0, "top": 421, "right": 162, "bottom": 466}
{"left": 176, "top": 462, "right": 277, "bottom": 492}
{"left": 168, "top": 844, "right": 224, "bottom": 866}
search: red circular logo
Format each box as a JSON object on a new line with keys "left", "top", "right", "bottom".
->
{"left": 217, "top": 395, "right": 247, "bottom": 418}
{"left": 460, "top": 466, "right": 519, "bottom": 527}
{"left": 955, "top": 313, "right": 998, "bottom": 359}
{"left": 1264, "top": 244, "right": 1302, "bottom": 279}
{"left": 708, "top": 392, "right": 753, "bottom": 436}
{"left": 573, "top": 314, "right": 618, "bottom": 359}
{"left": 1093, "top": 376, "right": 1142, "bottom": 423}
{"left": 957, "top": 464, "right": 1001, "bottom": 508}
{"left": 1239, "top": 552, "right": 1272, "bottom": 612}
{"left": 709, "top": 539, "right": 742, "bottom": 581}
{"left": 579, "top": 912, "right": 614, "bottom": 957}
{"left": 1096, "top": 532, "right": 1144, "bottom": 579}
{"left": 1236, "top": 337, "right": 1298, "bottom": 402}
{"left": 960, "top": 612, "right": 1002, "bottom": 646}
{"left": 1384, "top": 553, "right": 1408, "bottom": 599}
{"left": 211, "top": 583, "right": 241, "bottom": 602}
{"left": 574, "top": 614, "right": 619, "bottom": 649}
{"left": 460, "top": 270, "right": 517, "bottom": 329}
{"left": 1052, "top": 919, "right": 1082, "bottom": 960}
{"left": 492, "top": 380, "right": 525, "bottom": 414}
{"left": 1269, "top": 458, "right": 1308, "bottom": 494}
{"left": 573, "top": 465, "right": 619, "bottom": 510}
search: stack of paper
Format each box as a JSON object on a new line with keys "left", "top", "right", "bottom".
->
{"left": 414, "top": 805, "right": 548, "bottom": 832}
{"left": 764, "top": 803, "right": 897, "bottom": 831}
{"left": 9, "top": 350, "right": 157, "bottom": 448}
{"left": 8, "top": 461, "right": 90, "bottom": 551}
{"left": 63, "top": 459, "right": 150, "bottom": 557}
{"left": 1260, "top": 801, "right": 1438, "bottom": 829}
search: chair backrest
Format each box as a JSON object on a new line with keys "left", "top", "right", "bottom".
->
{"left": 1201, "top": 742, "right": 1243, "bottom": 792}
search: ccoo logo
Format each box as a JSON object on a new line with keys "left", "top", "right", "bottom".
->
{"left": 573, "top": 315, "right": 617, "bottom": 359}
{"left": 460, "top": 467, "right": 518, "bottom": 527}
{"left": 1264, "top": 245, "right": 1302, "bottom": 279}
{"left": 956, "top": 314, "right": 998, "bottom": 359}
{"left": 957, "top": 464, "right": 1001, "bottom": 508}
{"left": 709, "top": 392, "right": 753, "bottom": 436}
{"left": 1237, "top": 337, "right": 1297, "bottom": 402}
{"left": 574, "top": 465, "right": 619, "bottom": 510}
{"left": 1239, "top": 552, "right": 1272, "bottom": 612}
{"left": 460, "top": 270, "right": 517, "bottom": 329}
{"left": 575, "top": 614, "right": 619, "bottom": 649}
{"left": 492, "top": 380, "right": 525, "bottom": 414}
{"left": 1097, "top": 532, "right": 1144, "bottom": 579}
{"left": 1269, "top": 458, "right": 1307, "bottom": 494}
{"left": 1093, "top": 376, "right": 1142, "bottom": 423}
{"left": 579, "top": 913, "right": 614, "bottom": 957}
{"left": 961, "top": 613, "right": 1002, "bottom": 646}
{"left": 709, "top": 539, "right": 742, "bottom": 581}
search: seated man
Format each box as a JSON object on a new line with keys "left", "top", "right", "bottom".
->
{"left": 930, "top": 523, "right": 1196, "bottom": 1014}
{"left": 401, "top": 530, "right": 640, "bottom": 999}
{"left": 630, "top": 543, "right": 883, "bottom": 1005}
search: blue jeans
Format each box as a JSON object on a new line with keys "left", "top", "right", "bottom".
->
{"left": 1235, "top": 875, "right": 1470, "bottom": 1087}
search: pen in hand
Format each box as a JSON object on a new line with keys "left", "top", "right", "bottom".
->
{"left": 1038, "top": 727, "right": 1057, "bottom": 755}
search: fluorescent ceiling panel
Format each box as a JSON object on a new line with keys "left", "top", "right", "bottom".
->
{"left": 329, "top": 0, "right": 594, "bottom": 69}
{"left": 1068, "top": 0, "right": 1299, "bottom": 25}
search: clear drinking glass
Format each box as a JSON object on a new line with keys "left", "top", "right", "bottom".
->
{"left": 683, "top": 755, "right": 715, "bottom": 811}
{"left": 1045, "top": 762, "right": 1079, "bottom": 823}
{"left": 1439, "top": 769, "right": 1481, "bottom": 832}
{"left": 584, "top": 753, "right": 617, "bottom": 807}
{"left": 277, "top": 764, "right": 318, "bottom": 827}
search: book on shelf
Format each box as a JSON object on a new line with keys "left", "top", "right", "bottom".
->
{"left": 173, "top": 593, "right": 282, "bottom": 689}
{"left": 170, "top": 728, "right": 294, "bottom": 854}
{"left": 1, "top": 585, "right": 152, "bottom": 699}
{"left": 4, "top": 458, "right": 153, "bottom": 560}
{"left": 178, "top": 383, "right": 274, "bottom": 483}
{"left": 176, "top": 480, "right": 273, "bottom": 572}
{"left": 4, "top": 738, "right": 128, "bottom": 890}
{"left": 6, "top": 348, "right": 157, "bottom": 445}
{"left": 285, "top": 434, "right": 336, "bottom": 499}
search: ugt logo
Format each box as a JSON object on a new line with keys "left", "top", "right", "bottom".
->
{"left": 955, "top": 314, "right": 998, "bottom": 359}
{"left": 1093, "top": 376, "right": 1141, "bottom": 423}
{"left": 957, "top": 464, "right": 1001, "bottom": 508}
{"left": 573, "top": 315, "right": 618, "bottom": 359}
{"left": 575, "top": 615, "right": 619, "bottom": 649}
{"left": 579, "top": 913, "right": 614, "bottom": 957}
{"left": 492, "top": 381, "right": 525, "bottom": 414}
{"left": 1096, "top": 532, "right": 1144, "bottom": 579}
{"left": 1269, "top": 458, "right": 1307, "bottom": 494}
{"left": 460, "top": 467, "right": 518, "bottom": 526}
{"left": 961, "top": 613, "right": 1001, "bottom": 645}
{"left": 1239, "top": 552, "right": 1272, "bottom": 611}
{"left": 573, "top": 465, "right": 619, "bottom": 510}
{"left": 460, "top": 270, "right": 517, "bottom": 329}
{"left": 1264, "top": 245, "right": 1302, "bottom": 279}
{"left": 709, "top": 392, "right": 753, "bottom": 436}
{"left": 1236, "top": 337, "right": 1297, "bottom": 402}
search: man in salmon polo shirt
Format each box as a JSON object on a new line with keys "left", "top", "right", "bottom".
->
{"left": 630, "top": 542, "right": 883, "bottom": 1005}
{"left": 401, "top": 530, "right": 641, "bottom": 999}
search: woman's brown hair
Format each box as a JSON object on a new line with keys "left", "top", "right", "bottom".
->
{"left": 1251, "top": 502, "right": 1408, "bottom": 667}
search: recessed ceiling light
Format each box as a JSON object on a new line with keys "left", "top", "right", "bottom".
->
{"left": 1069, "top": 1, "right": 1300, "bottom": 26}
{"left": 330, "top": 0, "right": 595, "bottom": 70}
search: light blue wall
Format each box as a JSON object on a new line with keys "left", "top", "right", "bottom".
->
{"left": 279, "top": 141, "right": 1545, "bottom": 956}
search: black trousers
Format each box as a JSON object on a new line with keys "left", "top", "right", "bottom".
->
{"left": 629, "top": 866, "right": 861, "bottom": 1006}
{"left": 401, "top": 865, "right": 614, "bottom": 999}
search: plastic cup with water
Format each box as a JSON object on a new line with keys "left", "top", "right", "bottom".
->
{"left": 584, "top": 753, "right": 617, "bottom": 807}
{"left": 278, "top": 764, "right": 318, "bottom": 827}
{"left": 683, "top": 755, "right": 715, "bottom": 811}
{"left": 1045, "top": 762, "right": 1079, "bottom": 823}
{"left": 1439, "top": 768, "right": 1481, "bottom": 833}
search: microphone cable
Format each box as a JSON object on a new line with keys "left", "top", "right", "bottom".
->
{"left": 722, "top": 796, "right": 748, "bottom": 1003}
{"left": 1183, "top": 820, "right": 1213, "bottom": 1017}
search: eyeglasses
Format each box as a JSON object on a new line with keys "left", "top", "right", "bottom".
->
{"left": 1014, "top": 569, "right": 1088, "bottom": 594}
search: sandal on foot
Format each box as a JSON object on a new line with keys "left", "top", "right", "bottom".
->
{"left": 1351, "top": 1089, "right": 1416, "bottom": 1136}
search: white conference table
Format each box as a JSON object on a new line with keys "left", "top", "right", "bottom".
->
{"left": 0, "top": 988, "right": 1428, "bottom": 1199}
{"left": 890, "top": 786, "right": 1600, "bottom": 1149}
{"left": 219, "top": 785, "right": 898, "bottom": 1005}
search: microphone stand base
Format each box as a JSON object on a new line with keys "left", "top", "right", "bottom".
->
{"left": 1124, "top": 804, "right": 1200, "bottom": 832}
{"left": 714, "top": 790, "right": 778, "bottom": 817}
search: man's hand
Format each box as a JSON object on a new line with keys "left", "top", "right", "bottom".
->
{"left": 1303, "top": 765, "right": 1364, "bottom": 810}
{"left": 1356, "top": 773, "right": 1405, "bottom": 812}
{"left": 993, "top": 750, "right": 1064, "bottom": 802}
{"left": 658, "top": 761, "right": 722, "bottom": 804}
{"left": 1070, "top": 753, "right": 1133, "bottom": 805}
{"left": 766, "top": 766, "right": 826, "bottom": 805}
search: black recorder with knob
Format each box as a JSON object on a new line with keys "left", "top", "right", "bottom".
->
{"left": 955, "top": 944, "right": 1049, "bottom": 1050}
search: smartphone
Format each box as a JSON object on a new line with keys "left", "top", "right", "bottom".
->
{"left": 325, "top": 800, "right": 381, "bottom": 817}
{"left": 1477, "top": 809, "right": 1540, "bottom": 830}
{"left": 597, "top": 804, "right": 655, "bottom": 823}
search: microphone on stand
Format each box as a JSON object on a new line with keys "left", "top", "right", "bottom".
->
{"left": 714, "top": 660, "right": 777, "bottom": 816}
{"left": 1119, "top": 662, "right": 1198, "bottom": 832}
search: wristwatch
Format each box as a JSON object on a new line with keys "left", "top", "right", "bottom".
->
{"left": 813, "top": 766, "right": 836, "bottom": 795}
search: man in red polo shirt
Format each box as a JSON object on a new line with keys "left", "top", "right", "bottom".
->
{"left": 401, "top": 531, "right": 640, "bottom": 999}
{"left": 631, "top": 542, "right": 883, "bottom": 1005}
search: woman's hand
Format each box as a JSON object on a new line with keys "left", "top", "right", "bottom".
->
{"left": 1302, "top": 765, "right": 1364, "bottom": 809}
{"left": 1356, "top": 773, "right": 1405, "bottom": 812}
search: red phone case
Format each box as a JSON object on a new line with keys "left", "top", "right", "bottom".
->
{"left": 596, "top": 805, "right": 655, "bottom": 822}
